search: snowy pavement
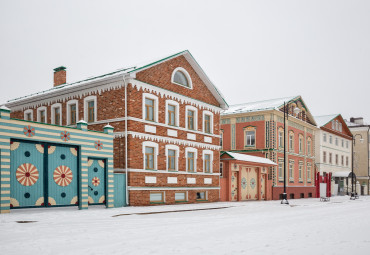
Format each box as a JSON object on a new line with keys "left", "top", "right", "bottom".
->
{"left": 1, "top": 196, "right": 370, "bottom": 255}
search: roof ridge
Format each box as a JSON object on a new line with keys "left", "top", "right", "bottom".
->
{"left": 228, "top": 95, "right": 298, "bottom": 107}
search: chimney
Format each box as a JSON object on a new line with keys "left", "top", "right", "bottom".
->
{"left": 53, "top": 66, "right": 67, "bottom": 87}
{"left": 350, "top": 117, "right": 363, "bottom": 125}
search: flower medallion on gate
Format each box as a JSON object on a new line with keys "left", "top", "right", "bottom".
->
{"left": 241, "top": 177, "right": 247, "bottom": 189}
{"left": 16, "top": 163, "right": 39, "bottom": 186}
{"left": 60, "top": 131, "right": 71, "bottom": 142}
{"left": 94, "top": 140, "right": 103, "bottom": 150}
{"left": 53, "top": 165, "right": 73, "bottom": 187}
{"left": 250, "top": 178, "right": 256, "bottom": 189}
{"left": 23, "top": 125, "right": 35, "bottom": 137}
{"left": 92, "top": 177, "right": 100, "bottom": 187}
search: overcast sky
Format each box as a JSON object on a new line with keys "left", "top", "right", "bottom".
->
{"left": 1, "top": 0, "right": 369, "bottom": 122}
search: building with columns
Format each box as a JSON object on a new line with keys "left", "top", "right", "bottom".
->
{"left": 221, "top": 96, "right": 318, "bottom": 200}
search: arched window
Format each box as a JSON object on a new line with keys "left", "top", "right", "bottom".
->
{"left": 171, "top": 67, "right": 192, "bottom": 88}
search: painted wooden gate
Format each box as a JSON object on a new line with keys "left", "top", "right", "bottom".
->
{"left": 88, "top": 159, "right": 106, "bottom": 204}
{"left": 231, "top": 171, "right": 238, "bottom": 201}
{"left": 241, "top": 167, "right": 258, "bottom": 200}
{"left": 260, "top": 174, "right": 266, "bottom": 200}
{"left": 10, "top": 140, "right": 78, "bottom": 208}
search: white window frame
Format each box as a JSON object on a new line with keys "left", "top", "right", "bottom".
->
{"left": 175, "top": 191, "right": 188, "bottom": 202}
{"left": 37, "top": 106, "right": 47, "bottom": 123}
{"left": 298, "top": 162, "right": 303, "bottom": 181}
{"left": 24, "top": 109, "right": 33, "bottom": 121}
{"left": 289, "top": 160, "right": 294, "bottom": 182}
{"left": 202, "top": 110, "right": 214, "bottom": 134}
{"left": 185, "top": 105, "right": 198, "bottom": 130}
{"left": 150, "top": 191, "right": 165, "bottom": 203}
{"left": 185, "top": 147, "right": 198, "bottom": 172}
{"left": 307, "top": 163, "right": 312, "bottom": 181}
{"left": 165, "top": 144, "right": 179, "bottom": 171}
{"left": 278, "top": 158, "right": 284, "bottom": 181}
{"left": 84, "top": 95, "right": 97, "bottom": 123}
{"left": 142, "top": 141, "right": 159, "bottom": 170}
{"left": 323, "top": 133, "right": 326, "bottom": 142}
{"left": 171, "top": 67, "right": 193, "bottom": 89}
{"left": 196, "top": 191, "right": 208, "bottom": 201}
{"left": 142, "top": 93, "right": 159, "bottom": 122}
{"left": 165, "top": 100, "right": 180, "bottom": 127}
{"left": 66, "top": 99, "right": 79, "bottom": 125}
{"left": 202, "top": 149, "right": 213, "bottom": 173}
{"left": 51, "top": 103, "right": 62, "bottom": 125}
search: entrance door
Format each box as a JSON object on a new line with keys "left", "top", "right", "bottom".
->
{"left": 231, "top": 171, "right": 238, "bottom": 201}
{"left": 48, "top": 145, "right": 78, "bottom": 206}
{"left": 241, "top": 167, "right": 258, "bottom": 200}
{"left": 10, "top": 141, "right": 44, "bottom": 208}
{"left": 88, "top": 159, "right": 106, "bottom": 204}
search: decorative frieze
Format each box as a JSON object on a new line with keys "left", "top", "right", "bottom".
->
{"left": 236, "top": 115, "right": 264, "bottom": 123}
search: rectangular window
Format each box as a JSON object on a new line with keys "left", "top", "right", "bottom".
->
{"left": 245, "top": 130, "right": 256, "bottom": 146}
{"left": 87, "top": 101, "right": 95, "bottom": 123}
{"left": 204, "top": 154, "right": 211, "bottom": 173}
{"left": 70, "top": 104, "right": 77, "bottom": 125}
{"left": 329, "top": 153, "right": 332, "bottom": 164}
{"left": 289, "top": 162, "right": 294, "bottom": 181}
{"left": 145, "top": 98, "right": 155, "bottom": 121}
{"left": 299, "top": 137, "right": 303, "bottom": 153}
{"left": 220, "top": 162, "right": 223, "bottom": 177}
{"left": 278, "top": 160, "right": 283, "bottom": 180}
{"left": 323, "top": 151, "right": 327, "bottom": 163}
{"left": 329, "top": 136, "right": 332, "bottom": 144}
{"left": 26, "top": 112, "right": 32, "bottom": 121}
{"left": 307, "top": 140, "right": 311, "bottom": 156}
{"left": 278, "top": 131, "right": 283, "bottom": 148}
{"left": 335, "top": 154, "right": 338, "bottom": 165}
{"left": 145, "top": 146, "right": 155, "bottom": 170}
{"left": 220, "top": 132, "right": 223, "bottom": 148}
{"left": 289, "top": 134, "right": 294, "bottom": 151}
{"left": 40, "top": 110, "right": 46, "bottom": 123}
{"left": 346, "top": 141, "right": 349, "bottom": 148}
{"left": 54, "top": 107, "right": 60, "bottom": 125}
{"left": 204, "top": 114, "right": 211, "bottom": 133}
{"left": 342, "top": 139, "right": 344, "bottom": 147}
{"left": 323, "top": 133, "right": 327, "bottom": 142}
{"left": 346, "top": 156, "right": 349, "bottom": 166}
{"left": 187, "top": 110, "right": 195, "bottom": 130}
{"left": 299, "top": 164, "right": 303, "bottom": 180}
{"left": 175, "top": 192, "right": 187, "bottom": 202}
{"left": 150, "top": 192, "right": 164, "bottom": 203}
{"left": 187, "top": 152, "right": 195, "bottom": 172}
{"left": 335, "top": 138, "right": 338, "bottom": 146}
{"left": 168, "top": 149, "right": 176, "bottom": 171}
{"left": 341, "top": 155, "right": 344, "bottom": 166}
{"left": 168, "top": 104, "right": 176, "bottom": 126}
{"left": 307, "top": 165, "right": 311, "bottom": 180}
{"left": 196, "top": 191, "right": 207, "bottom": 200}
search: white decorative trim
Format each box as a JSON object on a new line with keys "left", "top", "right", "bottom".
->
{"left": 142, "top": 141, "right": 159, "bottom": 170}
{"left": 84, "top": 95, "right": 97, "bottom": 123}
{"left": 167, "top": 177, "right": 178, "bottom": 184}
{"left": 187, "top": 177, "right": 196, "bottom": 184}
{"left": 24, "top": 109, "right": 33, "bottom": 121}
{"left": 204, "top": 137, "right": 212, "bottom": 143}
{"left": 202, "top": 149, "right": 214, "bottom": 173}
{"left": 115, "top": 131, "right": 220, "bottom": 150}
{"left": 187, "top": 133, "right": 196, "bottom": 140}
{"left": 165, "top": 99, "right": 180, "bottom": 127}
{"left": 127, "top": 168, "right": 221, "bottom": 176}
{"left": 202, "top": 110, "right": 214, "bottom": 134}
{"left": 37, "top": 106, "right": 47, "bottom": 123}
{"left": 204, "top": 178, "right": 212, "bottom": 184}
{"left": 167, "top": 129, "right": 178, "bottom": 137}
{"left": 171, "top": 67, "right": 193, "bottom": 89}
{"left": 185, "top": 147, "right": 198, "bottom": 172}
{"left": 128, "top": 186, "right": 220, "bottom": 191}
{"left": 185, "top": 105, "right": 198, "bottom": 131}
{"left": 66, "top": 99, "right": 79, "bottom": 125}
{"left": 51, "top": 103, "right": 62, "bottom": 125}
{"left": 132, "top": 79, "right": 222, "bottom": 113}
{"left": 165, "top": 144, "right": 179, "bottom": 171}
{"left": 145, "top": 176, "right": 157, "bottom": 184}
{"left": 142, "top": 93, "right": 159, "bottom": 122}
{"left": 145, "top": 125, "right": 157, "bottom": 134}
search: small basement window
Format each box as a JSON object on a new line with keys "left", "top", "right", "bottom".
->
{"left": 196, "top": 191, "right": 207, "bottom": 201}
{"left": 150, "top": 192, "right": 164, "bottom": 203}
{"left": 175, "top": 192, "right": 187, "bottom": 202}
{"left": 308, "top": 193, "right": 313, "bottom": 198}
{"left": 289, "top": 193, "right": 295, "bottom": 199}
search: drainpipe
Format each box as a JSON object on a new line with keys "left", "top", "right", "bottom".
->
{"left": 123, "top": 75, "right": 129, "bottom": 205}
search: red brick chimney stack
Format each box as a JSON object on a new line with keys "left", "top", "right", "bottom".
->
{"left": 53, "top": 66, "right": 67, "bottom": 87}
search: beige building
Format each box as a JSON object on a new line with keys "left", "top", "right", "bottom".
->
{"left": 346, "top": 117, "right": 370, "bottom": 195}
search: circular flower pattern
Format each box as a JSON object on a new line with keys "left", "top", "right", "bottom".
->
{"left": 94, "top": 140, "right": 103, "bottom": 150}
{"left": 60, "top": 131, "right": 70, "bottom": 142}
{"left": 23, "top": 125, "right": 35, "bottom": 137}
{"left": 92, "top": 177, "right": 100, "bottom": 187}
{"left": 241, "top": 177, "right": 247, "bottom": 189}
{"left": 53, "top": 165, "right": 73, "bottom": 187}
{"left": 16, "top": 163, "right": 39, "bottom": 186}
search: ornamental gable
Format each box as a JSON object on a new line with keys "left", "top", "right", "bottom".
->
{"left": 322, "top": 115, "right": 352, "bottom": 138}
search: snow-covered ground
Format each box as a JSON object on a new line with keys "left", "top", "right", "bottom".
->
{"left": 1, "top": 196, "right": 370, "bottom": 255}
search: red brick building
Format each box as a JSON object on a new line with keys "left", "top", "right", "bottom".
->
{"left": 221, "top": 96, "right": 318, "bottom": 200}
{"left": 5, "top": 50, "right": 228, "bottom": 206}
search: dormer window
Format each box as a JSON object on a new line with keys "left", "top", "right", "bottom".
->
{"left": 171, "top": 67, "right": 192, "bottom": 89}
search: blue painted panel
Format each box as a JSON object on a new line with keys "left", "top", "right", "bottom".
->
{"left": 88, "top": 159, "right": 105, "bottom": 204}
{"left": 114, "top": 173, "right": 126, "bottom": 207}
{"left": 48, "top": 145, "right": 78, "bottom": 206}
{"left": 10, "top": 141, "right": 44, "bottom": 207}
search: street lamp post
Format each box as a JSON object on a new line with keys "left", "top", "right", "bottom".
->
{"left": 281, "top": 101, "right": 300, "bottom": 205}
{"left": 351, "top": 134, "right": 364, "bottom": 200}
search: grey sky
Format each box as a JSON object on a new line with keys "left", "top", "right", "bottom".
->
{"left": 1, "top": 0, "right": 369, "bottom": 122}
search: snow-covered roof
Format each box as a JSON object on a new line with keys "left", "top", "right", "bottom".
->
{"left": 222, "top": 152, "right": 277, "bottom": 166}
{"left": 314, "top": 114, "right": 339, "bottom": 127}
{"left": 332, "top": 171, "right": 352, "bottom": 178}
{"left": 222, "top": 96, "right": 297, "bottom": 115}
{"left": 6, "top": 50, "right": 228, "bottom": 109}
